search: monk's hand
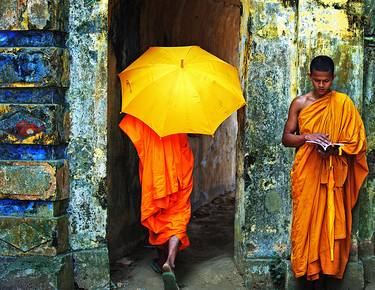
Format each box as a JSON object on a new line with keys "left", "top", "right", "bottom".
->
{"left": 304, "top": 133, "right": 331, "bottom": 147}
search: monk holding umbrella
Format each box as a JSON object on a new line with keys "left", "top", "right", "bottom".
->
{"left": 118, "top": 46, "right": 245, "bottom": 290}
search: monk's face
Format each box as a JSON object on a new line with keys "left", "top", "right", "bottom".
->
{"left": 309, "top": 70, "right": 334, "bottom": 97}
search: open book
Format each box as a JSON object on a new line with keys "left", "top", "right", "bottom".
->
{"left": 306, "top": 140, "right": 344, "bottom": 152}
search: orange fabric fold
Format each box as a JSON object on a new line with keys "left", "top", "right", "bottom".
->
{"left": 119, "top": 114, "right": 194, "bottom": 250}
{"left": 290, "top": 91, "right": 368, "bottom": 280}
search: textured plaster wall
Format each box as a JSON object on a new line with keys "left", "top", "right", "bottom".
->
{"left": 139, "top": 0, "right": 241, "bottom": 209}
{"left": 67, "top": 0, "right": 110, "bottom": 288}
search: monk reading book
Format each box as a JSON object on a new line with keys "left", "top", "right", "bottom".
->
{"left": 120, "top": 114, "right": 194, "bottom": 290}
{"left": 282, "top": 55, "right": 368, "bottom": 283}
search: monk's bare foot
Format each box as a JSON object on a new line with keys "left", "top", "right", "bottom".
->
{"left": 162, "top": 236, "right": 179, "bottom": 270}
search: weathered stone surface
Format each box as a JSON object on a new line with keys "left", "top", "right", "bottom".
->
{"left": 0, "top": 0, "right": 68, "bottom": 31}
{"left": 0, "top": 199, "right": 68, "bottom": 218}
{"left": 0, "top": 160, "right": 68, "bottom": 200}
{"left": 0, "top": 47, "right": 69, "bottom": 88}
{"left": 235, "top": 1, "right": 296, "bottom": 271}
{"left": 67, "top": 0, "right": 109, "bottom": 251}
{"left": 0, "top": 144, "right": 65, "bottom": 160}
{"left": 0, "top": 88, "right": 65, "bottom": 104}
{"left": 73, "top": 247, "right": 110, "bottom": 290}
{"left": 297, "top": 0, "right": 364, "bottom": 107}
{"left": 0, "top": 104, "right": 65, "bottom": 145}
{"left": 242, "top": 259, "right": 278, "bottom": 289}
{"left": 0, "top": 31, "right": 66, "bottom": 48}
{"left": 0, "top": 215, "right": 68, "bottom": 256}
{"left": 0, "top": 254, "right": 73, "bottom": 290}
{"left": 365, "top": 0, "right": 375, "bottom": 36}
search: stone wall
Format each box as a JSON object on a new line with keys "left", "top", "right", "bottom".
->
{"left": 361, "top": 1, "right": 375, "bottom": 289}
{"left": 0, "top": 0, "right": 73, "bottom": 289}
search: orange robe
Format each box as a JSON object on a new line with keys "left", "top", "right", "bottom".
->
{"left": 119, "top": 114, "right": 194, "bottom": 250}
{"left": 291, "top": 91, "right": 368, "bottom": 280}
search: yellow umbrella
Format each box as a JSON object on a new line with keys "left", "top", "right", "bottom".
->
{"left": 119, "top": 46, "right": 245, "bottom": 137}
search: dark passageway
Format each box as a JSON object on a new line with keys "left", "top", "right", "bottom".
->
{"left": 107, "top": 1, "right": 244, "bottom": 288}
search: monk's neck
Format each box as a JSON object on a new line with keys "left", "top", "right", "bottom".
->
{"left": 312, "top": 89, "right": 332, "bottom": 100}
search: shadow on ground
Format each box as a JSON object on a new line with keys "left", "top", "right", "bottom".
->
{"left": 111, "top": 192, "right": 245, "bottom": 290}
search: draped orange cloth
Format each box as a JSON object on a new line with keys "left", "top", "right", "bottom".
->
{"left": 291, "top": 91, "right": 368, "bottom": 280}
{"left": 119, "top": 114, "right": 194, "bottom": 250}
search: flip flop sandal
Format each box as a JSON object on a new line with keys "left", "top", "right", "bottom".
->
{"left": 150, "top": 258, "right": 162, "bottom": 274}
{"left": 162, "top": 271, "right": 179, "bottom": 290}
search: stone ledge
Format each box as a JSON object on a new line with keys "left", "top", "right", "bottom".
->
{"left": 0, "top": 47, "right": 69, "bottom": 88}
{"left": 0, "top": 215, "right": 68, "bottom": 256}
{"left": 0, "top": 104, "right": 66, "bottom": 145}
{"left": 0, "top": 253, "right": 73, "bottom": 290}
{"left": 0, "top": 0, "right": 68, "bottom": 31}
{"left": 0, "top": 160, "right": 68, "bottom": 200}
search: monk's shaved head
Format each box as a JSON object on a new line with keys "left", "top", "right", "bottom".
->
{"left": 310, "top": 55, "right": 334, "bottom": 75}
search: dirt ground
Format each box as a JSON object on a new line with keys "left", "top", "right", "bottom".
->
{"left": 111, "top": 192, "right": 246, "bottom": 290}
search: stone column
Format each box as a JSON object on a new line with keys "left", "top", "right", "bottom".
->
{"left": 67, "top": 1, "right": 110, "bottom": 289}
{"left": 0, "top": 1, "right": 73, "bottom": 289}
{"left": 236, "top": 1, "right": 297, "bottom": 288}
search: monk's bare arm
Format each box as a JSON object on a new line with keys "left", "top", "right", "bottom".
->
{"left": 282, "top": 97, "right": 330, "bottom": 148}
{"left": 282, "top": 98, "right": 305, "bottom": 147}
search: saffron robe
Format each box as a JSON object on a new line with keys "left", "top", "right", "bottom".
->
{"left": 119, "top": 114, "right": 194, "bottom": 250}
{"left": 291, "top": 91, "right": 368, "bottom": 280}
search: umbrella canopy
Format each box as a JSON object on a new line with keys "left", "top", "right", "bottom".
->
{"left": 119, "top": 46, "right": 245, "bottom": 137}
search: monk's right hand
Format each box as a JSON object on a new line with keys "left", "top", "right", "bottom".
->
{"left": 304, "top": 133, "right": 331, "bottom": 146}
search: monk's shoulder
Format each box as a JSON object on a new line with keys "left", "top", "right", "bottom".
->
{"left": 292, "top": 93, "right": 311, "bottom": 112}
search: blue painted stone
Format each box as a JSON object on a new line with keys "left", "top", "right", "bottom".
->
{"left": 0, "top": 31, "right": 66, "bottom": 48}
{"left": 0, "top": 88, "right": 64, "bottom": 104}
{"left": 0, "top": 48, "right": 68, "bottom": 87}
{"left": 0, "top": 144, "right": 65, "bottom": 160}
{"left": 0, "top": 200, "right": 52, "bottom": 216}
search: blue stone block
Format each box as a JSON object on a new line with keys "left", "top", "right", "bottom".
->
{"left": 0, "top": 144, "right": 65, "bottom": 160}
{"left": 0, "top": 31, "right": 66, "bottom": 48}
{"left": 0, "top": 88, "right": 64, "bottom": 104}
{"left": 0, "top": 47, "right": 68, "bottom": 88}
{"left": 0, "top": 199, "right": 52, "bottom": 217}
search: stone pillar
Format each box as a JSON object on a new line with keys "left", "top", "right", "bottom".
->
{"left": 361, "top": 1, "right": 375, "bottom": 289}
{"left": 236, "top": 0, "right": 368, "bottom": 289}
{"left": 67, "top": 1, "right": 110, "bottom": 289}
{"left": 0, "top": 1, "right": 73, "bottom": 289}
{"left": 236, "top": 1, "right": 297, "bottom": 288}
